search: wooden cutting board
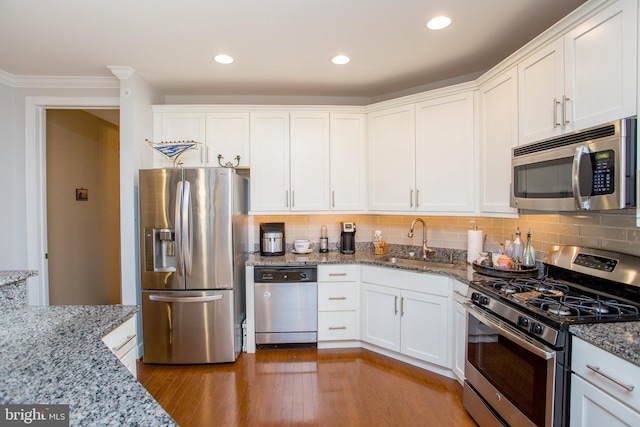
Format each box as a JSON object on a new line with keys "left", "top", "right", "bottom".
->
{"left": 512, "top": 291, "right": 541, "bottom": 302}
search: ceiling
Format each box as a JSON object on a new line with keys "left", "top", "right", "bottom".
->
{"left": 1, "top": 0, "right": 588, "bottom": 100}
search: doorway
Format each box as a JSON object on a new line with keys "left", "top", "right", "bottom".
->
{"left": 46, "top": 109, "right": 121, "bottom": 305}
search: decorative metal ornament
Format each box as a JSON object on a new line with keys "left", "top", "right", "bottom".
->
{"left": 146, "top": 139, "right": 201, "bottom": 168}
{"left": 217, "top": 154, "right": 241, "bottom": 168}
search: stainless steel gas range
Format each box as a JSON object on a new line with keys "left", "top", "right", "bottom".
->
{"left": 463, "top": 245, "right": 640, "bottom": 427}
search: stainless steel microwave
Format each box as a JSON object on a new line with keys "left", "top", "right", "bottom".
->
{"left": 511, "top": 118, "right": 636, "bottom": 211}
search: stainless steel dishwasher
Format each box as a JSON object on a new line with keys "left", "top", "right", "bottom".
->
{"left": 254, "top": 266, "right": 317, "bottom": 345}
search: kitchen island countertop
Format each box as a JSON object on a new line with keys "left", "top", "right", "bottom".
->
{"left": 0, "top": 278, "right": 176, "bottom": 426}
{"left": 246, "top": 250, "right": 640, "bottom": 367}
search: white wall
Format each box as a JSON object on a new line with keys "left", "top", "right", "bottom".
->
{"left": 114, "top": 69, "right": 163, "bottom": 305}
{"left": 0, "top": 83, "right": 24, "bottom": 268}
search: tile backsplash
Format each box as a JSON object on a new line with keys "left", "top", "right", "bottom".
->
{"left": 251, "top": 210, "right": 640, "bottom": 259}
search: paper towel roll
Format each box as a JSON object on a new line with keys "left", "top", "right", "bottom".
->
{"left": 467, "top": 230, "right": 484, "bottom": 263}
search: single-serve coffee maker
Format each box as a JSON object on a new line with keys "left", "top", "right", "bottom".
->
{"left": 260, "top": 222, "right": 285, "bottom": 256}
{"left": 339, "top": 222, "right": 356, "bottom": 254}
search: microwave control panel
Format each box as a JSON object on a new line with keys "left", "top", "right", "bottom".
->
{"left": 591, "top": 150, "right": 614, "bottom": 195}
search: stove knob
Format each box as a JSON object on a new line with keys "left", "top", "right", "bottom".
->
{"left": 300, "top": 273, "right": 307, "bottom": 280}
{"left": 517, "top": 316, "right": 530, "bottom": 328}
{"left": 479, "top": 296, "right": 490, "bottom": 306}
{"left": 471, "top": 292, "right": 480, "bottom": 302}
{"left": 530, "top": 323, "right": 545, "bottom": 335}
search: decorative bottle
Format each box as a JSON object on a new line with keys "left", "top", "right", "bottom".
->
{"left": 513, "top": 228, "right": 523, "bottom": 261}
{"left": 522, "top": 229, "right": 535, "bottom": 267}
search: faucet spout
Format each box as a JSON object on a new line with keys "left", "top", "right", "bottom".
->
{"left": 408, "top": 218, "right": 434, "bottom": 259}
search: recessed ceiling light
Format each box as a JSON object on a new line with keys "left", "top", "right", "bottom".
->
{"left": 214, "top": 54, "right": 234, "bottom": 64}
{"left": 331, "top": 55, "right": 350, "bottom": 65}
{"left": 426, "top": 16, "right": 451, "bottom": 30}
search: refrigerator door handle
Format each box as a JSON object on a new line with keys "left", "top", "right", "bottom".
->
{"left": 174, "top": 181, "right": 184, "bottom": 276}
{"left": 149, "top": 294, "right": 224, "bottom": 303}
{"left": 182, "top": 180, "right": 193, "bottom": 276}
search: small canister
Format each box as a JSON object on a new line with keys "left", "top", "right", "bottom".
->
{"left": 319, "top": 225, "right": 329, "bottom": 253}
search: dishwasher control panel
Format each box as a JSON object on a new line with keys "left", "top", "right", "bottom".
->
{"left": 254, "top": 267, "right": 317, "bottom": 282}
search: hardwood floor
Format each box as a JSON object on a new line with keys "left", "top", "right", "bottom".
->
{"left": 137, "top": 347, "right": 476, "bottom": 427}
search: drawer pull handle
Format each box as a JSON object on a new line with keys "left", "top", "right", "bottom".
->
{"left": 328, "top": 273, "right": 347, "bottom": 277}
{"left": 113, "top": 335, "right": 136, "bottom": 352}
{"left": 586, "top": 364, "right": 635, "bottom": 392}
{"left": 329, "top": 297, "right": 347, "bottom": 300}
{"left": 329, "top": 326, "right": 347, "bottom": 330}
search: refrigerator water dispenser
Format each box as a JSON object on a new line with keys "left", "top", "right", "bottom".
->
{"left": 144, "top": 228, "right": 177, "bottom": 272}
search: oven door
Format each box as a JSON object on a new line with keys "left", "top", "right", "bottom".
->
{"left": 464, "top": 303, "right": 556, "bottom": 427}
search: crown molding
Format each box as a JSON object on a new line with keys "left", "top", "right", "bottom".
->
{"left": 0, "top": 69, "right": 119, "bottom": 89}
{"left": 107, "top": 66, "right": 135, "bottom": 80}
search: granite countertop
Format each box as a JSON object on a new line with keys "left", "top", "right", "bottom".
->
{"left": 0, "top": 280, "right": 176, "bottom": 426}
{"left": 246, "top": 249, "right": 640, "bottom": 367}
{"left": 0, "top": 270, "right": 38, "bottom": 287}
{"left": 246, "top": 249, "right": 476, "bottom": 284}
{"left": 569, "top": 323, "right": 640, "bottom": 366}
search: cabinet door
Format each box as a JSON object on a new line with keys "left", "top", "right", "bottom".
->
{"left": 205, "top": 113, "right": 250, "bottom": 168}
{"left": 452, "top": 296, "right": 467, "bottom": 382}
{"left": 518, "top": 38, "right": 565, "bottom": 144}
{"left": 570, "top": 375, "right": 640, "bottom": 427}
{"left": 400, "top": 289, "right": 449, "bottom": 366}
{"left": 368, "top": 105, "right": 415, "bottom": 211}
{"left": 478, "top": 67, "right": 519, "bottom": 215}
{"left": 289, "top": 112, "right": 330, "bottom": 211}
{"left": 153, "top": 112, "right": 206, "bottom": 167}
{"left": 564, "top": 0, "right": 637, "bottom": 132}
{"left": 361, "top": 283, "right": 400, "bottom": 351}
{"left": 415, "top": 92, "right": 475, "bottom": 213}
{"left": 330, "top": 113, "right": 366, "bottom": 211}
{"left": 249, "top": 112, "right": 290, "bottom": 212}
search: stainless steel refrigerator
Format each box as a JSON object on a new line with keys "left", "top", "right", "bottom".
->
{"left": 139, "top": 167, "right": 248, "bottom": 364}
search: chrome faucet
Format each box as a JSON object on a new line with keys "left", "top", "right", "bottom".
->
{"left": 408, "top": 218, "right": 435, "bottom": 259}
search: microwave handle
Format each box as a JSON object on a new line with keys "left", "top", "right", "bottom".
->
{"left": 572, "top": 145, "right": 593, "bottom": 210}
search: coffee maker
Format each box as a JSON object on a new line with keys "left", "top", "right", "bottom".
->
{"left": 339, "top": 222, "right": 356, "bottom": 254}
{"left": 260, "top": 222, "right": 285, "bottom": 256}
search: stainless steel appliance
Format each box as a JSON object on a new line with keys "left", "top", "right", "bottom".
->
{"left": 254, "top": 266, "right": 317, "bottom": 345}
{"left": 260, "top": 222, "right": 285, "bottom": 256}
{"left": 339, "top": 222, "right": 356, "bottom": 254}
{"left": 139, "top": 167, "right": 248, "bottom": 364}
{"left": 511, "top": 118, "right": 636, "bottom": 211}
{"left": 464, "top": 245, "right": 640, "bottom": 427}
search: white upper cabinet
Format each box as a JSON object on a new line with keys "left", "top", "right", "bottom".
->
{"left": 368, "top": 104, "right": 416, "bottom": 211}
{"left": 249, "top": 112, "right": 290, "bottom": 212}
{"left": 152, "top": 112, "right": 206, "bottom": 167}
{"left": 289, "top": 111, "right": 330, "bottom": 211}
{"left": 564, "top": 0, "right": 637, "bottom": 132}
{"left": 415, "top": 91, "right": 475, "bottom": 213}
{"left": 330, "top": 113, "right": 367, "bottom": 211}
{"left": 368, "top": 90, "right": 475, "bottom": 214}
{"left": 205, "top": 113, "right": 250, "bottom": 168}
{"left": 478, "top": 67, "right": 519, "bottom": 216}
{"left": 519, "top": 0, "right": 637, "bottom": 144}
{"left": 152, "top": 110, "right": 250, "bottom": 168}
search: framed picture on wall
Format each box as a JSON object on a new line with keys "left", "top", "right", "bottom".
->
{"left": 76, "top": 188, "right": 88, "bottom": 201}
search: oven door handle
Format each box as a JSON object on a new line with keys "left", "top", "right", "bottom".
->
{"left": 465, "top": 302, "right": 555, "bottom": 360}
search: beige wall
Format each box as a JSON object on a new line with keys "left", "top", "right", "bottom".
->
{"left": 252, "top": 209, "right": 640, "bottom": 258}
{"left": 46, "top": 109, "right": 121, "bottom": 305}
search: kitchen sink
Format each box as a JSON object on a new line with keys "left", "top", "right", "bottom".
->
{"left": 377, "top": 256, "right": 455, "bottom": 269}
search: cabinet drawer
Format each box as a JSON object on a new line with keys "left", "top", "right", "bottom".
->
{"left": 572, "top": 337, "right": 640, "bottom": 409}
{"left": 318, "top": 311, "right": 358, "bottom": 341}
{"left": 102, "top": 316, "right": 137, "bottom": 360}
{"left": 318, "top": 283, "right": 358, "bottom": 311}
{"left": 318, "top": 265, "right": 359, "bottom": 282}
{"left": 120, "top": 348, "right": 138, "bottom": 378}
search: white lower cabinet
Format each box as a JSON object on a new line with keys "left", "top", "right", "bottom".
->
{"left": 317, "top": 265, "right": 359, "bottom": 342}
{"left": 102, "top": 316, "right": 138, "bottom": 378}
{"left": 451, "top": 280, "right": 468, "bottom": 384}
{"left": 570, "top": 337, "right": 640, "bottom": 426}
{"left": 360, "top": 266, "right": 450, "bottom": 368}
